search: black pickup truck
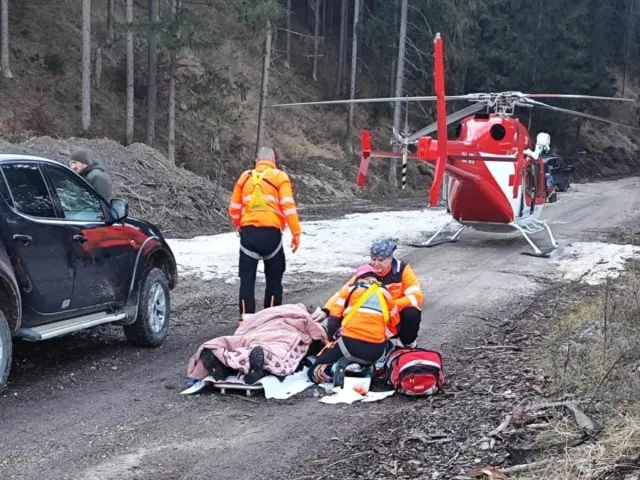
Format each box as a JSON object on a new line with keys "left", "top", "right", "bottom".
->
{"left": 542, "top": 154, "right": 575, "bottom": 192}
{"left": 0, "top": 154, "right": 178, "bottom": 392}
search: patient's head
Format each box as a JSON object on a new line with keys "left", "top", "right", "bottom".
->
{"left": 354, "top": 264, "right": 378, "bottom": 282}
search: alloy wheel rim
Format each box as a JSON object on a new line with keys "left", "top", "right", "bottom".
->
{"left": 148, "top": 283, "right": 167, "bottom": 333}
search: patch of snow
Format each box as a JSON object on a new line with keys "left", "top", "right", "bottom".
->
{"left": 167, "top": 209, "right": 452, "bottom": 282}
{"left": 553, "top": 242, "right": 640, "bottom": 285}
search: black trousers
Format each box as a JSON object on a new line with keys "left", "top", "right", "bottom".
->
{"left": 308, "top": 336, "right": 386, "bottom": 383}
{"left": 397, "top": 307, "right": 422, "bottom": 345}
{"left": 238, "top": 226, "right": 286, "bottom": 315}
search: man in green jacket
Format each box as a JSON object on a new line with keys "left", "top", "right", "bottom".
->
{"left": 68, "top": 148, "right": 112, "bottom": 201}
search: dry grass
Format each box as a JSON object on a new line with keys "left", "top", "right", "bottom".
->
{"left": 514, "top": 415, "right": 640, "bottom": 479}
{"left": 516, "top": 272, "right": 640, "bottom": 479}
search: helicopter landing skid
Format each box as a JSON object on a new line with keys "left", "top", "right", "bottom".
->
{"left": 406, "top": 223, "right": 467, "bottom": 248}
{"left": 512, "top": 219, "right": 558, "bottom": 258}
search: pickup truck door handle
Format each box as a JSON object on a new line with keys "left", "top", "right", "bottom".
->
{"left": 12, "top": 234, "right": 32, "bottom": 246}
{"left": 73, "top": 234, "right": 88, "bottom": 244}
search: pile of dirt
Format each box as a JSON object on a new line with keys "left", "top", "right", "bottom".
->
{"left": 0, "top": 136, "right": 231, "bottom": 238}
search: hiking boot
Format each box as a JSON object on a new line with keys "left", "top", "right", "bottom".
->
{"left": 200, "top": 349, "right": 230, "bottom": 381}
{"left": 244, "top": 346, "right": 265, "bottom": 385}
{"left": 331, "top": 357, "right": 351, "bottom": 388}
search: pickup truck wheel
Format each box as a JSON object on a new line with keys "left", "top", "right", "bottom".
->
{"left": 0, "top": 311, "right": 12, "bottom": 393}
{"left": 123, "top": 268, "right": 171, "bottom": 348}
{"left": 558, "top": 179, "right": 570, "bottom": 192}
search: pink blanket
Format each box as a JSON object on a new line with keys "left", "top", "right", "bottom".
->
{"left": 187, "top": 303, "right": 328, "bottom": 380}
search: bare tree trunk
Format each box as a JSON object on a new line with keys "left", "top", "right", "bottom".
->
{"left": 389, "top": 0, "right": 407, "bottom": 187}
{"left": 107, "top": 0, "right": 114, "bottom": 46}
{"left": 528, "top": 0, "right": 544, "bottom": 130}
{"left": 389, "top": 59, "right": 396, "bottom": 96}
{"left": 82, "top": 0, "right": 91, "bottom": 132}
{"left": 284, "top": 0, "right": 291, "bottom": 68}
{"left": 347, "top": 0, "right": 360, "bottom": 145}
{"left": 389, "top": 0, "right": 400, "bottom": 97}
{"left": 125, "top": 0, "right": 134, "bottom": 145}
{"left": 256, "top": 19, "right": 272, "bottom": 155}
{"left": 146, "top": 0, "right": 159, "bottom": 146}
{"left": 168, "top": 0, "right": 177, "bottom": 163}
{"left": 93, "top": 46, "right": 102, "bottom": 88}
{"left": 322, "top": 0, "right": 326, "bottom": 37}
{"left": 1, "top": 0, "right": 11, "bottom": 78}
{"left": 623, "top": 0, "right": 634, "bottom": 97}
{"left": 335, "top": 0, "right": 347, "bottom": 96}
{"left": 340, "top": 0, "right": 349, "bottom": 95}
{"left": 312, "top": 0, "right": 321, "bottom": 81}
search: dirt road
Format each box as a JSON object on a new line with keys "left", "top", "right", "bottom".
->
{"left": 1, "top": 178, "right": 639, "bottom": 480}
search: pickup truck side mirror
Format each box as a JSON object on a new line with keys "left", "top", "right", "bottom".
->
{"left": 109, "top": 198, "right": 129, "bottom": 222}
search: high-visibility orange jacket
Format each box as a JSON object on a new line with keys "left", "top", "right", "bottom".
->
{"left": 329, "top": 280, "right": 400, "bottom": 344}
{"left": 228, "top": 159, "right": 301, "bottom": 236}
{"left": 324, "top": 259, "right": 424, "bottom": 313}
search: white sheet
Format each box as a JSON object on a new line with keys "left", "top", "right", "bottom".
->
{"left": 180, "top": 368, "right": 396, "bottom": 404}
{"left": 180, "top": 368, "right": 314, "bottom": 400}
{"left": 318, "top": 376, "right": 396, "bottom": 404}
{"left": 319, "top": 389, "right": 396, "bottom": 404}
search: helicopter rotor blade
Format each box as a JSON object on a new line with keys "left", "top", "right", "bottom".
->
{"left": 523, "top": 93, "right": 637, "bottom": 102}
{"left": 521, "top": 98, "right": 640, "bottom": 131}
{"left": 407, "top": 102, "right": 488, "bottom": 142}
{"left": 270, "top": 93, "right": 484, "bottom": 108}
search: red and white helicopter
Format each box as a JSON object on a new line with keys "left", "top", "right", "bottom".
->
{"left": 273, "top": 33, "right": 640, "bottom": 257}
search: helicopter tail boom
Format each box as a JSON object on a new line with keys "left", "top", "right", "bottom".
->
{"left": 357, "top": 129, "right": 420, "bottom": 186}
{"left": 431, "top": 33, "right": 448, "bottom": 208}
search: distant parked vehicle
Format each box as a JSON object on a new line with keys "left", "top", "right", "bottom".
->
{"left": 542, "top": 154, "right": 575, "bottom": 192}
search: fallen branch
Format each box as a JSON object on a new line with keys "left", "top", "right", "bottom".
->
{"left": 325, "top": 451, "right": 368, "bottom": 469}
{"left": 121, "top": 184, "right": 154, "bottom": 203}
{"left": 526, "top": 399, "right": 587, "bottom": 411}
{"left": 399, "top": 433, "right": 452, "bottom": 448}
{"left": 112, "top": 171, "right": 131, "bottom": 181}
{"left": 527, "top": 383, "right": 545, "bottom": 396}
{"left": 525, "top": 423, "right": 551, "bottom": 430}
{"left": 463, "top": 314, "right": 501, "bottom": 326}
{"left": 463, "top": 345, "right": 521, "bottom": 352}
{"left": 501, "top": 459, "right": 552, "bottom": 474}
{"left": 489, "top": 414, "right": 512, "bottom": 437}
{"left": 565, "top": 403, "right": 601, "bottom": 437}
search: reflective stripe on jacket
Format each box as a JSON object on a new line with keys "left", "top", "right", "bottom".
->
{"left": 379, "top": 259, "right": 424, "bottom": 310}
{"left": 329, "top": 280, "right": 400, "bottom": 343}
{"left": 324, "top": 259, "right": 424, "bottom": 312}
{"left": 228, "top": 159, "right": 301, "bottom": 235}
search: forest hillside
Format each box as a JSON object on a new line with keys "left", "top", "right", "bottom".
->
{"left": 0, "top": 0, "right": 639, "bottom": 202}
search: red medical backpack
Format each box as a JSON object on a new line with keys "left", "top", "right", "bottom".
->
{"left": 385, "top": 347, "right": 445, "bottom": 396}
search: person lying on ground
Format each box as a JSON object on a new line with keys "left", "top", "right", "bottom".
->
{"left": 187, "top": 303, "right": 328, "bottom": 385}
{"left": 308, "top": 265, "right": 400, "bottom": 385}
{"left": 312, "top": 237, "right": 424, "bottom": 348}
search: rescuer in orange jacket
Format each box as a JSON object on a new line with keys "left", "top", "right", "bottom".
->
{"left": 312, "top": 237, "right": 424, "bottom": 347}
{"left": 228, "top": 147, "right": 301, "bottom": 320}
{"left": 308, "top": 264, "right": 400, "bottom": 385}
